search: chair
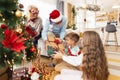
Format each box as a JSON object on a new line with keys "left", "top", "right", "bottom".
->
{"left": 105, "top": 23, "right": 118, "bottom": 46}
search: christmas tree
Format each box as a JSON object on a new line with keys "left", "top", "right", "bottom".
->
{"left": 0, "top": 0, "right": 37, "bottom": 69}
{"left": 0, "top": 0, "right": 23, "bottom": 28}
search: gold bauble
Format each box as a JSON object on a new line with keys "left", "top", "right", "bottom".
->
{"left": 0, "top": 13, "right": 2, "bottom": 17}
{"left": 2, "top": 18, "right": 5, "bottom": 21}
{"left": 15, "top": 10, "right": 22, "bottom": 17}
{"left": 16, "top": 27, "right": 22, "bottom": 34}
{"left": 79, "top": 32, "right": 83, "bottom": 37}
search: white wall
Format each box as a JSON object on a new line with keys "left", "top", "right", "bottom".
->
{"left": 19, "top": 0, "right": 56, "bottom": 24}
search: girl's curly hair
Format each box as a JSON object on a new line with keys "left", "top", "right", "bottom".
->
{"left": 82, "top": 31, "right": 109, "bottom": 80}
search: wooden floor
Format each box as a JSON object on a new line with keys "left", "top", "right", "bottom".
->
{"left": 40, "top": 54, "right": 120, "bottom": 80}
{"left": 50, "top": 45, "right": 120, "bottom": 80}
{"left": 7, "top": 45, "right": 120, "bottom": 80}
{"left": 104, "top": 45, "right": 120, "bottom": 80}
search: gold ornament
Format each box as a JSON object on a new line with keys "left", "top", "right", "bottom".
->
{"left": 16, "top": 27, "right": 22, "bottom": 34}
{"left": 15, "top": 10, "right": 22, "bottom": 17}
{"left": 0, "top": 13, "right": 2, "bottom": 17}
{"left": 2, "top": 18, "right": 5, "bottom": 21}
{"left": 79, "top": 32, "right": 83, "bottom": 37}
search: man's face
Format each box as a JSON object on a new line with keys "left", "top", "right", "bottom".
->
{"left": 55, "top": 20, "right": 62, "bottom": 26}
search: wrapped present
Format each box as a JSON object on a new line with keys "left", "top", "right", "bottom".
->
{"left": 47, "top": 46, "right": 55, "bottom": 56}
{"left": 58, "top": 44, "right": 65, "bottom": 52}
{"left": 54, "top": 38, "right": 61, "bottom": 44}
{"left": 12, "top": 67, "right": 30, "bottom": 80}
{"left": 49, "top": 42, "right": 58, "bottom": 49}
{"left": 25, "top": 25, "right": 38, "bottom": 37}
{"left": 47, "top": 35, "right": 55, "bottom": 42}
{"left": 47, "top": 35, "right": 65, "bottom": 56}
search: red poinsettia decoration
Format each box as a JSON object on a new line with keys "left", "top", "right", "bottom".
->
{"left": 2, "top": 28, "right": 26, "bottom": 52}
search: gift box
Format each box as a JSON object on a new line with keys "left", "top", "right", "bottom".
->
{"left": 47, "top": 35, "right": 55, "bottom": 42}
{"left": 25, "top": 25, "right": 38, "bottom": 37}
{"left": 12, "top": 67, "right": 29, "bottom": 80}
{"left": 47, "top": 46, "right": 55, "bottom": 56}
{"left": 47, "top": 35, "right": 65, "bottom": 56}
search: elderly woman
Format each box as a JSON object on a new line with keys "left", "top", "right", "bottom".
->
{"left": 26, "top": 5, "right": 43, "bottom": 48}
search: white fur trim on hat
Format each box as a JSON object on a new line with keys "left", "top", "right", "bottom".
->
{"left": 51, "top": 13, "right": 62, "bottom": 23}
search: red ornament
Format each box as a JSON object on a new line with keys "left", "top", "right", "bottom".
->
{"left": 30, "top": 46, "right": 36, "bottom": 52}
{"left": 19, "top": 3, "right": 24, "bottom": 8}
{"left": 1, "top": 24, "right": 7, "bottom": 29}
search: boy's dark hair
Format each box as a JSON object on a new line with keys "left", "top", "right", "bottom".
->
{"left": 65, "top": 32, "right": 79, "bottom": 43}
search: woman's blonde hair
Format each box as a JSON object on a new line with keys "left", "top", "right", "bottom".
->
{"left": 82, "top": 31, "right": 109, "bottom": 80}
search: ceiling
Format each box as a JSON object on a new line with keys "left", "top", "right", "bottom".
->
{"left": 66, "top": 0, "right": 120, "bottom": 12}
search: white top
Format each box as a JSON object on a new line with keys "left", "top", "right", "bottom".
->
{"left": 27, "top": 17, "right": 43, "bottom": 35}
{"left": 54, "top": 53, "right": 83, "bottom": 80}
{"left": 54, "top": 69, "right": 83, "bottom": 80}
{"left": 66, "top": 45, "right": 80, "bottom": 56}
{"left": 62, "top": 53, "right": 83, "bottom": 66}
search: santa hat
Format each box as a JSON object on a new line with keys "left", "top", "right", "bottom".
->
{"left": 49, "top": 9, "right": 62, "bottom": 23}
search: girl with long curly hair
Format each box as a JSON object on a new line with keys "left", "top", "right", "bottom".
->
{"left": 54, "top": 31, "right": 109, "bottom": 80}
